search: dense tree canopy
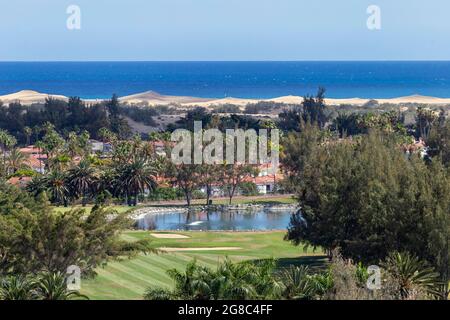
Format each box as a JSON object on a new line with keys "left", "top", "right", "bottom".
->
{"left": 0, "top": 96, "right": 129, "bottom": 144}
{"left": 278, "top": 87, "right": 328, "bottom": 132}
{"left": 0, "top": 182, "right": 151, "bottom": 277}
{"left": 283, "top": 129, "right": 449, "bottom": 292}
{"left": 427, "top": 116, "right": 450, "bottom": 167}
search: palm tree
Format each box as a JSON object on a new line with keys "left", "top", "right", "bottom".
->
{"left": 416, "top": 106, "right": 438, "bottom": 139}
{"left": 166, "top": 260, "right": 215, "bottom": 300}
{"left": 26, "top": 175, "right": 48, "bottom": 197}
{"left": 67, "top": 159, "right": 97, "bottom": 206}
{"left": 34, "top": 141, "right": 45, "bottom": 173}
{"left": 382, "top": 252, "right": 441, "bottom": 299}
{"left": 144, "top": 258, "right": 283, "bottom": 300}
{"left": 32, "top": 126, "right": 41, "bottom": 145}
{"left": 115, "top": 156, "right": 157, "bottom": 206}
{"left": 0, "top": 275, "right": 37, "bottom": 300}
{"left": 24, "top": 126, "right": 32, "bottom": 146}
{"left": 34, "top": 271, "right": 88, "bottom": 300}
{"left": 143, "top": 288, "right": 173, "bottom": 300}
{"left": 96, "top": 168, "right": 116, "bottom": 202}
{"left": 309, "top": 271, "right": 334, "bottom": 298}
{"left": 0, "top": 272, "right": 88, "bottom": 300}
{"left": 67, "top": 132, "right": 82, "bottom": 158}
{"left": 216, "top": 259, "right": 271, "bottom": 300}
{"left": 44, "top": 170, "right": 70, "bottom": 206}
{"left": 0, "top": 129, "right": 17, "bottom": 171}
{"left": 278, "top": 265, "right": 317, "bottom": 300}
{"left": 7, "top": 148, "right": 28, "bottom": 174}
{"left": 39, "top": 125, "right": 64, "bottom": 170}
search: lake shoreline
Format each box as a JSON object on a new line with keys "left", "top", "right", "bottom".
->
{"left": 133, "top": 204, "right": 297, "bottom": 231}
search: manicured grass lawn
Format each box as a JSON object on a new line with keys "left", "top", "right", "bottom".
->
{"left": 80, "top": 231, "right": 326, "bottom": 300}
{"left": 52, "top": 195, "right": 296, "bottom": 214}
{"left": 52, "top": 205, "right": 134, "bottom": 214}
{"left": 144, "top": 195, "right": 297, "bottom": 207}
{"left": 210, "top": 195, "right": 297, "bottom": 205}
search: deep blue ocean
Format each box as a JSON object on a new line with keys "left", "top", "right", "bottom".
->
{"left": 1, "top": 61, "right": 450, "bottom": 99}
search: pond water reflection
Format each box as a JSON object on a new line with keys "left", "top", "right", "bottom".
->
{"left": 136, "top": 208, "right": 295, "bottom": 231}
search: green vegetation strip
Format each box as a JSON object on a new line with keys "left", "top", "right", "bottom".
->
{"left": 51, "top": 195, "right": 296, "bottom": 214}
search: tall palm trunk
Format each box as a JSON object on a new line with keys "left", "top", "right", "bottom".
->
{"left": 185, "top": 192, "right": 191, "bottom": 207}
{"left": 81, "top": 191, "right": 87, "bottom": 207}
{"left": 205, "top": 185, "right": 212, "bottom": 206}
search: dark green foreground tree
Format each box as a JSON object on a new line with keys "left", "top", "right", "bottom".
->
{"left": 0, "top": 182, "right": 152, "bottom": 278}
{"left": 283, "top": 129, "right": 450, "bottom": 298}
{"left": 427, "top": 117, "right": 450, "bottom": 167}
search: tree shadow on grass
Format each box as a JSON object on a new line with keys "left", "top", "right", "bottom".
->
{"left": 276, "top": 256, "right": 329, "bottom": 272}
{"left": 252, "top": 255, "right": 329, "bottom": 273}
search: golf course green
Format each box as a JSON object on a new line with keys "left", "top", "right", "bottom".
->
{"left": 81, "top": 231, "right": 326, "bottom": 300}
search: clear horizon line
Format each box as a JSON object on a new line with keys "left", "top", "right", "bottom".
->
{"left": 2, "top": 59, "right": 450, "bottom": 63}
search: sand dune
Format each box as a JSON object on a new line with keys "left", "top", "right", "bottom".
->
{"left": 119, "top": 90, "right": 212, "bottom": 105}
{"left": 2, "top": 90, "right": 450, "bottom": 107}
{"left": 0, "top": 90, "right": 68, "bottom": 104}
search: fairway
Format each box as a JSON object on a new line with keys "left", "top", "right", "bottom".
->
{"left": 80, "top": 231, "right": 326, "bottom": 300}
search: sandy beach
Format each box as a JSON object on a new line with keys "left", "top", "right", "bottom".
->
{"left": 2, "top": 90, "right": 450, "bottom": 107}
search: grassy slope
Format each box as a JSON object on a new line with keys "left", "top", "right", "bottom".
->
{"left": 81, "top": 231, "right": 326, "bottom": 300}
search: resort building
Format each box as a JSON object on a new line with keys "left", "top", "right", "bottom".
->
{"left": 18, "top": 145, "right": 47, "bottom": 174}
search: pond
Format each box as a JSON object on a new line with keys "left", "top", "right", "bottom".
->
{"left": 135, "top": 208, "right": 296, "bottom": 231}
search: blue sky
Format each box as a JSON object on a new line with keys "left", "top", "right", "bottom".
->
{"left": 1, "top": 0, "right": 449, "bottom": 61}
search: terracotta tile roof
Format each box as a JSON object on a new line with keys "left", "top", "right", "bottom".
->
{"left": 26, "top": 156, "right": 44, "bottom": 170}
{"left": 19, "top": 145, "right": 45, "bottom": 155}
{"left": 247, "top": 174, "right": 284, "bottom": 185}
{"left": 7, "top": 176, "right": 32, "bottom": 187}
{"left": 402, "top": 139, "right": 426, "bottom": 153}
{"left": 15, "top": 146, "right": 46, "bottom": 171}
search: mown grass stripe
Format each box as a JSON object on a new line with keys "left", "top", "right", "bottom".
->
{"left": 126, "top": 259, "right": 173, "bottom": 280}
{"left": 139, "top": 254, "right": 190, "bottom": 270}
{"left": 81, "top": 270, "right": 151, "bottom": 300}
{"left": 81, "top": 279, "right": 137, "bottom": 300}
{"left": 163, "top": 252, "right": 213, "bottom": 266}
{"left": 126, "top": 259, "right": 174, "bottom": 288}
{"left": 187, "top": 254, "right": 223, "bottom": 265}
{"left": 158, "top": 253, "right": 202, "bottom": 266}
{"left": 108, "top": 261, "right": 170, "bottom": 289}
{"left": 101, "top": 264, "right": 150, "bottom": 292}
{"left": 92, "top": 268, "right": 145, "bottom": 295}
